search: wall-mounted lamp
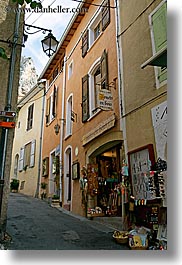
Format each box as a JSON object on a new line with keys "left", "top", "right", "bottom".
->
{"left": 24, "top": 23, "right": 59, "bottom": 57}
{"left": 54, "top": 123, "right": 60, "bottom": 135}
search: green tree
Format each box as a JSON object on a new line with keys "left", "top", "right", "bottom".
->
{"left": 0, "top": 0, "right": 42, "bottom": 59}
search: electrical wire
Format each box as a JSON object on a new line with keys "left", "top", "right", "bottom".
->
{"left": 25, "top": 0, "right": 45, "bottom": 21}
{"left": 30, "top": 0, "right": 58, "bottom": 25}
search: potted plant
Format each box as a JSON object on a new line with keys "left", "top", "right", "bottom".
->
{"left": 10, "top": 179, "right": 19, "bottom": 193}
{"left": 51, "top": 194, "right": 60, "bottom": 207}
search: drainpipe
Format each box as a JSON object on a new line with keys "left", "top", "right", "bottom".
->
{"left": 115, "top": 0, "right": 128, "bottom": 160}
{"left": 35, "top": 80, "right": 47, "bottom": 198}
{"left": 115, "top": 0, "right": 128, "bottom": 218}
{"left": 59, "top": 56, "right": 67, "bottom": 205}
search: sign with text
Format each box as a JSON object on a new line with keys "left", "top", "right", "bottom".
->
{"left": 97, "top": 89, "right": 113, "bottom": 110}
{"left": 0, "top": 110, "right": 16, "bottom": 118}
{"left": 0, "top": 121, "right": 16, "bottom": 128}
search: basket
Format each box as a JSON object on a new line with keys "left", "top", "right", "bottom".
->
{"left": 113, "top": 231, "right": 129, "bottom": 244}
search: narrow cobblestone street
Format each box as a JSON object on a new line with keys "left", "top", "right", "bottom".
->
{"left": 5, "top": 193, "right": 129, "bottom": 250}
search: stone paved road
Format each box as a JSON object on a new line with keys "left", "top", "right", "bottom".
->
{"left": 6, "top": 193, "right": 129, "bottom": 250}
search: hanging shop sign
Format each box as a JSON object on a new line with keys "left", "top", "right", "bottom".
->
{"left": 97, "top": 89, "right": 113, "bottom": 111}
{"left": 82, "top": 113, "right": 115, "bottom": 146}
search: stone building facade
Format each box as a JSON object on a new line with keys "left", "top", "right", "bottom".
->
{"left": 0, "top": 0, "right": 24, "bottom": 237}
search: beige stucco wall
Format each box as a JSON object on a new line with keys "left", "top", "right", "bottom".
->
{"left": 119, "top": 0, "right": 167, "bottom": 156}
{"left": 10, "top": 87, "right": 44, "bottom": 197}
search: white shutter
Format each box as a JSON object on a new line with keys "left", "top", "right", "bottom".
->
{"left": 18, "top": 147, "right": 24, "bottom": 171}
{"left": 30, "top": 140, "right": 36, "bottom": 168}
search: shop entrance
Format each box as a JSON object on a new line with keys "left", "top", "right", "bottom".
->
{"left": 87, "top": 143, "right": 129, "bottom": 217}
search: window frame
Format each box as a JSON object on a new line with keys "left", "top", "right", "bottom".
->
{"left": 65, "top": 94, "right": 73, "bottom": 138}
{"left": 46, "top": 85, "right": 57, "bottom": 125}
{"left": 68, "top": 60, "right": 73, "bottom": 80}
{"left": 26, "top": 103, "right": 34, "bottom": 131}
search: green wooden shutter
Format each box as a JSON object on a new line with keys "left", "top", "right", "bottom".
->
{"left": 152, "top": 2, "right": 167, "bottom": 84}
{"left": 152, "top": 2, "right": 167, "bottom": 53}
{"left": 82, "top": 74, "right": 89, "bottom": 122}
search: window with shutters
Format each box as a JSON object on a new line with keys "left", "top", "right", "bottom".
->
{"left": 82, "top": 1, "right": 110, "bottom": 57}
{"left": 24, "top": 142, "right": 31, "bottom": 168}
{"left": 46, "top": 85, "right": 57, "bottom": 124}
{"left": 18, "top": 140, "right": 36, "bottom": 171}
{"left": 82, "top": 50, "right": 109, "bottom": 121}
{"left": 149, "top": 0, "right": 167, "bottom": 87}
{"left": 27, "top": 103, "right": 34, "bottom": 131}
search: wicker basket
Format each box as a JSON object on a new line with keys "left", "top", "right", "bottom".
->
{"left": 113, "top": 232, "right": 129, "bottom": 244}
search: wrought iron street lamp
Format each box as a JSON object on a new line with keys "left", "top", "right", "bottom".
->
{"left": 24, "top": 23, "right": 59, "bottom": 57}
{"left": 41, "top": 32, "right": 59, "bottom": 57}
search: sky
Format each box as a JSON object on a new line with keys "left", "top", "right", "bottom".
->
{"left": 22, "top": 0, "right": 79, "bottom": 76}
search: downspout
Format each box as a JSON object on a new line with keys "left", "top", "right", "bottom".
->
{"left": 115, "top": 0, "right": 128, "bottom": 218}
{"left": 59, "top": 56, "right": 67, "bottom": 205}
{"left": 35, "top": 80, "right": 47, "bottom": 198}
{"left": 115, "top": 0, "right": 128, "bottom": 160}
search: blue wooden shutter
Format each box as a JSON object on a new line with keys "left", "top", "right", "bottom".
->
{"left": 30, "top": 140, "right": 36, "bottom": 168}
{"left": 18, "top": 147, "right": 24, "bottom": 171}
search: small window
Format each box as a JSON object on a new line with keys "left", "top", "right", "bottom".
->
{"left": 101, "top": 0, "right": 110, "bottom": 31}
{"left": 68, "top": 61, "right": 73, "bottom": 80}
{"left": 23, "top": 140, "right": 36, "bottom": 169}
{"left": 24, "top": 142, "right": 31, "bottom": 168}
{"left": 46, "top": 85, "right": 57, "bottom": 124}
{"left": 27, "top": 103, "right": 34, "bottom": 131}
{"left": 93, "top": 66, "right": 101, "bottom": 111}
{"left": 66, "top": 95, "right": 73, "bottom": 136}
{"left": 94, "top": 21, "right": 101, "bottom": 40}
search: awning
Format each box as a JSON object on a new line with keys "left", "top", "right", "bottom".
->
{"left": 141, "top": 46, "right": 167, "bottom": 69}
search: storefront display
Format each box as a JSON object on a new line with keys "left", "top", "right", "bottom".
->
{"left": 80, "top": 145, "right": 131, "bottom": 218}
